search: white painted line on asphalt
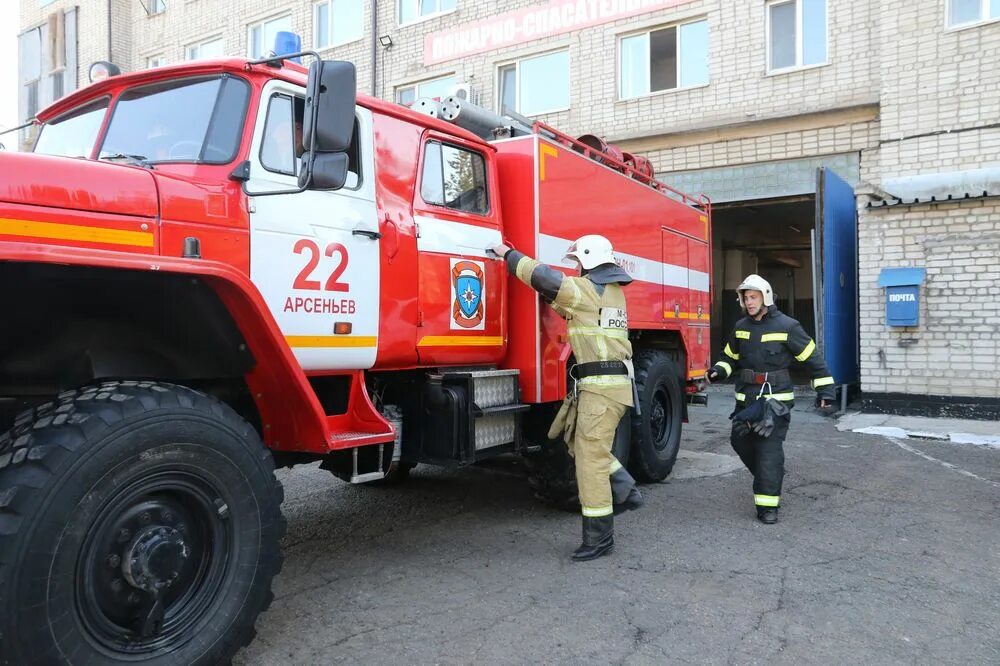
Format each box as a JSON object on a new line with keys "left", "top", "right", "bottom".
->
{"left": 884, "top": 437, "right": 1000, "bottom": 489}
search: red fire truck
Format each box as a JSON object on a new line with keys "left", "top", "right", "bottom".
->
{"left": 0, "top": 55, "right": 710, "bottom": 663}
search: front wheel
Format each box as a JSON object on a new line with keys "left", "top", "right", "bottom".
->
{"left": 0, "top": 381, "right": 284, "bottom": 665}
{"left": 628, "top": 350, "right": 683, "bottom": 482}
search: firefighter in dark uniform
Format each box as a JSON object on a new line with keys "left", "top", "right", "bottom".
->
{"left": 493, "top": 235, "right": 642, "bottom": 561}
{"left": 706, "top": 274, "right": 835, "bottom": 524}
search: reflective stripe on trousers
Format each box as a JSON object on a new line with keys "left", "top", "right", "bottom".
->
{"left": 735, "top": 391, "right": 795, "bottom": 402}
{"left": 754, "top": 494, "right": 780, "bottom": 507}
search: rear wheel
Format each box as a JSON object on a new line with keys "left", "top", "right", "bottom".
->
{"left": 0, "top": 381, "right": 284, "bottom": 665}
{"left": 524, "top": 402, "right": 631, "bottom": 510}
{"left": 628, "top": 349, "right": 683, "bottom": 482}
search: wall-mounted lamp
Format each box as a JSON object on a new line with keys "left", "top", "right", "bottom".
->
{"left": 378, "top": 35, "right": 393, "bottom": 48}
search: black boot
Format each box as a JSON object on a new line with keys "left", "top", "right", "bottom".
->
{"left": 610, "top": 467, "right": 644, "bottom": 514}
{"left": 757, "top": 508, "right": 779, "bottom": 525}
{"left": 613, "top": 487, "right": 643, "bottom": 514}
{"left": 572, "top": 515, "right": 614, "bottom": 561}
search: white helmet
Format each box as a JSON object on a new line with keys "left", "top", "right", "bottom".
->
{"left": 737, "top": 274, "right": 774, "bottom": 308}
{"left": 564, "top": 234, "right": 615, "bottom": 270}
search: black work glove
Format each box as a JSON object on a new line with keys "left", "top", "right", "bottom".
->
{"left": 706, "top": 368, "right": 720, "bottom": 383}
{"left": 733, "top": 420, "right": 752, "bottom": 438}
{"left": 752, "top": 399, "right": 790, "bottom": 438}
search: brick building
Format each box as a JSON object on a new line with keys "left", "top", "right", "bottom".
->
{"left": 16, "top": 0, "right": 1000, "bottom": 416}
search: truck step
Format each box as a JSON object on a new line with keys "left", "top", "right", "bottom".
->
{"left": 474, "top": 403, "right": 530, "bottom": 417}
{"left": 349, "top": 442, "right": 390, "bottom": 484}
{"left": 329, "top": 431, "right": 395, "bottom": 447}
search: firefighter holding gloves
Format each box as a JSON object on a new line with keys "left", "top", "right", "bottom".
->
{"left": 706, "top": 274, "right": 835, "bottom": 524}
{"left": 492, "top": 235, "right": 642, "bottom": 562}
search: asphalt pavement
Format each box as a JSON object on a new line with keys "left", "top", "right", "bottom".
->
{"left": 235, "top": 392, "right": 1000, "bottom": 665}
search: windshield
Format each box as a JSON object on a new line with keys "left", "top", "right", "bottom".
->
{"left": 99, "top": 75, "right": 250, "bottom": 164}
{"left": 33, "top": 98, "right": 110, "bottom": 158}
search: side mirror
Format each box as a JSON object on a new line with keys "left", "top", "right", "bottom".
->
{"left": 298, "top": 152, "right": 349, "bottom": 190}
{"left": 302, "top": 60, "right": 356, "bottom": 153}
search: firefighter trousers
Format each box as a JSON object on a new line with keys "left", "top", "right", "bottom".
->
{"left": 730, "top": 412, "right": 791, "bottom": 511}
{"left": 568, "top": 391, "right": 629, "bottom": 518}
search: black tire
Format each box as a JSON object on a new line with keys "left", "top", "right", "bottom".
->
{"left": 523, "top": 402, "right": 631, "bottom": 511}
{"left": 0, "top": 381, "right": 284, "bottom": 665}
{"left": 628, "top": 349, "right": 683, "bottom": 482}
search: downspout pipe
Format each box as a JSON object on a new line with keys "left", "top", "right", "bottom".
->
{"left": 107, "top": 0, "right": 112, "bottom": 62}
{"left": 371, "top": 0, "right": 378, "bottom": 96}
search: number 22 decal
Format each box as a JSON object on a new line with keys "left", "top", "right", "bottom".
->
{"left": 293, "top": 239, "right": 350, "bottom": 292}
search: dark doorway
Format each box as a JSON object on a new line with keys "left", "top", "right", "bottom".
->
{"left": 710, "top": 196, "right": 816, "bottom": 383}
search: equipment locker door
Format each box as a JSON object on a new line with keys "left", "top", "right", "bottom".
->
{"left": 686, "top": 237, "right": 711, "bottom": 372}
{"left": 246, "top": 80, "right": 380, "bottom": 371}
{"left": 662, "top": 228, "right": 689, "bottom": 321}
{"left": 812, "top": 167, "right": 858, "bottom": 385}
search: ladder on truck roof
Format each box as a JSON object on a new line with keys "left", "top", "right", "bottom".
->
{"left": 410, "top": 94, "right": 710, "bottom": 212}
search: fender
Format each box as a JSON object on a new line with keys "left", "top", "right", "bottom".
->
{"left": 0, "top": 241, "right": 332, "bottom": 454}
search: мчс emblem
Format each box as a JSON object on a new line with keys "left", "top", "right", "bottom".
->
{"left": 451, "top": 259, "right": 485, "bottom": 330}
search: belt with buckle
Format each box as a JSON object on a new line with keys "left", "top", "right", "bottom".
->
{"left": 739, "top": 368, "right": 790, "bottom": 384}
{"left": 574, "top": 360, "right": 629, "bottom": 379}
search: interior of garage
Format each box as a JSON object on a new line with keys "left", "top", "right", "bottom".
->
{"left": 709, "top": 196, "right": 817, "bottom": 383}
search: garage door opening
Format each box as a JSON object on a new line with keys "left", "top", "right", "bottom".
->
{"left": 710, "top": 196, "right": 817, "bottom": 385}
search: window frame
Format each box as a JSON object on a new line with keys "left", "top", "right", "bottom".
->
{"left": 418, "top": 139, "right": 491, "bottom": 217}
{"left": 148, "top": 0, "right": 166, "bottom": 15}
{"left": 765, "top": 0, "right": 829, "bottom": 75}
{"left": 146, "top": 55, "right": 167, "bottom": 69}
{"left": 617, "top": 17, "right": 710, "bottom": 101}
{"left": 247, "top": 13, "right": 294, "bottom": 59}
{"left": 313, "top": 0, "right": 365, "bottom": 50}
{"left": 495, "top": 49, "right": 571, "bottom": 117}
{"left": 945, "top": 0, "right": 1000, "bottom": 30}
{"left": 398, "top": 0, "right": 457, "bottom": 27}
{"left": 97, "top": 74, "right": 252, "bottom": 166}
{"left": 185, "top": 35, "right": 224, "bottom": 61}
{"left": 395, "top": 74, "right": 457, "bottom": 106}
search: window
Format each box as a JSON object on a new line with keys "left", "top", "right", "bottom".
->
{"left": 33, "top": 98, "right": 109, "bottom": 158}
{"left": 99, "top": 76, "right": 250, "bottom": 164}
{"left": 396, "top": 75, "right": 456, "bottom": 106}
{"left": 148, "top": 0, "right": 166, "bottom": 15}
{"left": 619, "top": 19, "right": 709, "bottom": 99}
{"left": 420, "top": 142, "right": 489, "bottom": 215}
{"left": 767, "top": 0, "right": 827, "bottom": 72}
{"left": 147, "top": 55, "right": 167, "bottom": 68}
{"left": 259, "top": 93, "right": 361, "bottom": 186}
{"left": 498, "top": 50, "right": 570, "bottom": 116}
{"left": 19, "top": 28, "right": 41, "bottom": 120}
{"left": 18, "top": 7, "right": 77, "bottom": 147}
{"left": 947, "top": 0, "right": 1000, "bottom": 27}
{"left": 186, "top": 36, "right": 224, "bottom": 60}
{"left": 315, "top": 0, "right": 363, "bottom": 48}
{"left": 261, "top": 94, "right": 305, "bottom": 176}
{"left": 249, "top": 15, "right": 293, "bottom": 59}
{"left": 399, "top": 0, "right": 456, "bottom": 25}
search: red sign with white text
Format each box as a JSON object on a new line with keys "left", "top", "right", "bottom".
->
{"left": 424, "top": 0, "right": 694, "bottom": 65}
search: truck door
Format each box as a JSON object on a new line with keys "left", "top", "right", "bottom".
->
{"left": 412, "top": 134, "right": 505, "bottom": 366}
{"left": 246, "top": 80, "right": 380, "bottom": 371}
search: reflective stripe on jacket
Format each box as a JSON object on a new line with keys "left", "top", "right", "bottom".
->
{"left": 711, "top": 306, "right": 835, "bottom": 404}
{"left": 506, "top": 250, "right": 633, "bottom": 407}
